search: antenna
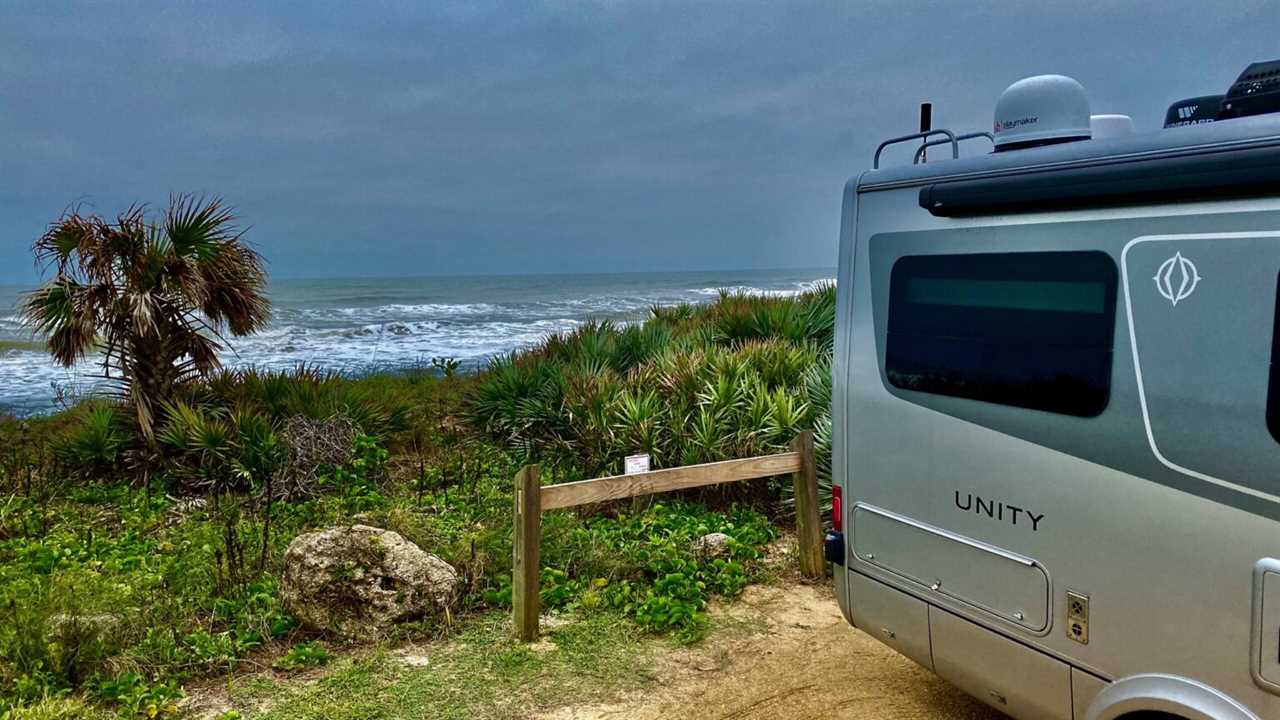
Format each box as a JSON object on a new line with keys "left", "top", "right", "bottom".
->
{"left": 919, "top": 103, "right": 933, "bottom": 162}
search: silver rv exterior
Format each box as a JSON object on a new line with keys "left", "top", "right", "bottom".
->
{"left": 831, "top": 112, "right": 1280, "bottom": 720}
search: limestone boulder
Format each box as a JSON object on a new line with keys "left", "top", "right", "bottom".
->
{"left": 281, "top": 525, "right": 456, "bottom": 638}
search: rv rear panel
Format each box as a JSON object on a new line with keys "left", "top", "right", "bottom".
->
{"left": 833, "top": 109, "right": 1280, "bottom": 720}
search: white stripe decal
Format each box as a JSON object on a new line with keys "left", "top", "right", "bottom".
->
{"left": 1121, "top": 231, "right": 1280, "bottom": 505}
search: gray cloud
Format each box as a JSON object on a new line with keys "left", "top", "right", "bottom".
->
{"left": 2, "top": 0, "right": 1276, "bottom": 282}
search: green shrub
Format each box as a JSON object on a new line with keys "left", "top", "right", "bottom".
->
{"left": 429, "top": 356, "right": 462, "bottom": 378}
{"left": 537, "top": 502, "right": 775, "bottom": 642}
{"left": 0, "top": 568, "right": 135, "bottom": 703}
{"left": 804, "top": 355, "right": 834, "bottom": 514}
{"left": 272, "top": 641, "right": 328, "bottom": 671}
{"left": 633, "top": 570, "right": 706, "bottom": 638}
{"left": 52, "top": 405, "right": 130, "bottom": 480}
{"left": 0, "top": 480, "right": 308, "bottom": 709}
{"left": 329, "top": 434, "right": 390, "bottom": 512}
{"left": 91, "top": 673, "right": 183, "bottom": 718}
{"left": 194, "top": 366, "right": 410, "bottom": 439}
{"left": 481, "top": 501, "right": 774, "bottom": 641}
{"left": 467, "top": 284, "right": 835, "bottom": 483}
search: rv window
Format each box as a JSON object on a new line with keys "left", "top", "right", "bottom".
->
{"left": 886, "top": 251, "right": 1118, "bottom": 417}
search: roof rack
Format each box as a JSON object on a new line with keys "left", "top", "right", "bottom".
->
{"left": 914, "top": 132, "right": 994, "bottom": 164}
{"left": 873, "top": 129, "right": 957, "bottom": 169}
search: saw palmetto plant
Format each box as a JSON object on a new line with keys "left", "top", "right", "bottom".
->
{"left": 468, "top": 283, "right": 837, "bottom": 489}
{"left": 22, "top": 195, "right": 270, "bottom": 442}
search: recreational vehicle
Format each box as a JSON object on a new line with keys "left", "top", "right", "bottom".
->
{"left": 829, "top": 61, "right": 1280, "bottom": 720}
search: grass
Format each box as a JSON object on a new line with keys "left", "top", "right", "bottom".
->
{"left": 0, "top": 446, "right": 777, "bottom": 717}
{"left": 236, "top": 611, "right": 655, "bottom": 720}
{"left": 223, "top": 566, "right": 788, "bottom": 720}
{"left": 2, "top": 697, "right": 115, "bottom": 720}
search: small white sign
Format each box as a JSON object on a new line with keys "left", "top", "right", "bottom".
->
{"left": 624, "top": 454, "right": 651, "bottom": 475}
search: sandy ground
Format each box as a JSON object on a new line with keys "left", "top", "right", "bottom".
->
{"left": 536, "top": 582, "right": 1004, "bottom": 720}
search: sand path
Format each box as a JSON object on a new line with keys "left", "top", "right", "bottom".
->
{"left": 536, "top": 583, "right": 1003, "bottom": 720}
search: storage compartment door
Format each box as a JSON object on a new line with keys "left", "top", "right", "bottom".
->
{"left": 852, "top": 504, "right": 1051, "bottom": 631}
{"left": 931, "top": 607, "right": 1073, "bottom": 720}
{"left": 847, "top": 571, "right": 933, "bottom": 670}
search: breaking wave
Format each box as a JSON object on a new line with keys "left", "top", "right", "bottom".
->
{"left": 0, "top": 270, "right": 832, "bottom": 415}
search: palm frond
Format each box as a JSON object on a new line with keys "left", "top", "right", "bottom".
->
{"left": 22, "top": 278, "right": 98, "bottom": 366}
{"left": 165, "top": 193, "right": 237, "bottom": 257}
{"left": 20, "top": 195, "right": 271, "bottom": 447}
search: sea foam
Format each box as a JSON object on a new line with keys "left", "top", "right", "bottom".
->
{"left": 0, "top": 270, "right": 832, "bottom": 415}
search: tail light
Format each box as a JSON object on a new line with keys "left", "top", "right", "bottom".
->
{"left": 825, "top": 485, "right": 845, "bottom": 565}
{"left": 831, "top": 485, "right": 843, "bottom": 532}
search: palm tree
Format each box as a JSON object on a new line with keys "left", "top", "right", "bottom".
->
{"left": 22, "top": 195, "right": 270, "bottom": 441}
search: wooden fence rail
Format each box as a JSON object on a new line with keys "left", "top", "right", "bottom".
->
{"left": 512, "top": 430, "right": 823, "bottom": 641}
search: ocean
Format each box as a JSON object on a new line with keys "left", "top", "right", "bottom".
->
{"left": 0, "top": 268, "right": 833, "bottom": 416}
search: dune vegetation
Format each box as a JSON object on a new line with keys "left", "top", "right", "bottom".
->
{"left": 0, "top": 233, "right": 835, "bottom": 719}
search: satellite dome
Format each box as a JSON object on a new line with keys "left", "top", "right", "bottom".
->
{"left": 994, "top": 75, "right": 1092, "bottom": 151}
{"left": 1090, "top": 114, "right": 1135, "bottom": 140}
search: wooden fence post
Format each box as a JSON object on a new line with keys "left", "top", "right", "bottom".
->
{"left": 790, "top": 431, "right": 824, "bottom": 579}
{"left": 512, "top": 464, "right": 541, "bottom": 641}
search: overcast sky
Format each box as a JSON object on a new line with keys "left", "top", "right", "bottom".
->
{"left": 1, "top": 1, "right": 1276, "bottom": 283}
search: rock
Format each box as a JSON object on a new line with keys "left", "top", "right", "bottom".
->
{"left": 394, "top": 647, "right": 432, "bottom": 667}
{"left": 694, "top": 532, "right": 733, "bottom": 558}
{"left": 539, "top": 613, "right": 572, "bottom": 630}
{"left": 47, "top": 613, "right": 120, "bottom": 638}
{"left": 281, "top": 525, "right": 457, "bottom": 638}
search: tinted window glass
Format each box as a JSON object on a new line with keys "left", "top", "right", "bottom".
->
{"left": 886, "top": 251, "right": 1118, "bottom": 417}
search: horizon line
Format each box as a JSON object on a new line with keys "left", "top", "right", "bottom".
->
{"left": 0, "top": 264, "right": 837, "bottom": 289}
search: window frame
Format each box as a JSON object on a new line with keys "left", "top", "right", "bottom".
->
{"left": 885, "top": 250, "right": 1119, "bottom": 418}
